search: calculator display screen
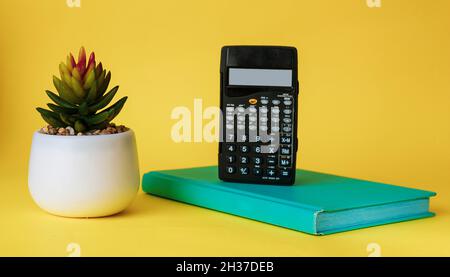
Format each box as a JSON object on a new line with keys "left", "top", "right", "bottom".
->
{"left": 228, "top": 68, "right": 292, "bottom": 87}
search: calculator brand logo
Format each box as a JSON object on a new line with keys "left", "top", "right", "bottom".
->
{"left": 366, "top": 0, "right": 381, "bottom": 8}
{"left": 171, "top": 99, "right": 280, "bottom": 153}
{"left": 66, "top": 0, "right": 81, "bottom": 8}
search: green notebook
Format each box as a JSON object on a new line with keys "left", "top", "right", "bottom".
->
{"left": 142, "top": 166, "right": 436, "bottom": 235}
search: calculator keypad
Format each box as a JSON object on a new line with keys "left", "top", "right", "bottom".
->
{"left": 221, "top": 92, "right": 296, "bottom": 184}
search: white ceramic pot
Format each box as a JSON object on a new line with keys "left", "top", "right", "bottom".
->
{"left": 28, "top": 130, "right": 140, "bottom": 218}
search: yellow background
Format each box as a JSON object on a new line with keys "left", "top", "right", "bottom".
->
{"left": 0, "top": 0, "right": 449, "bottom": 256}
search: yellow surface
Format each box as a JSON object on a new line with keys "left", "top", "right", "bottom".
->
{"left": 0, "top": 0, "right": 449, "bottom": 256}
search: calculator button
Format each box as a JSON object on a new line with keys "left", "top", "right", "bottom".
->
{"left": 283, "top": 118, "right": 292, "bottom": 123}
{"left": 249, "top": 99, "right": 258, "bottom": 105}
{"left": 226, "top": 107, "right": 235, "bottom": 112}
{"left": 253, "top": 157, "right": 263, "bottom": 165}
{"left": 272, "top": 99, "right": 281, "bottom": 105}
{"left": 266, "top": 169, "right": 277, "bottom": 177}
{"left": 237, "top": 125, "right": 245, "bottom": 130}
{"left": 283, "top": 100, "right": 292, "bottom": 106}
{"left": 280, "top": 170, "right": 290, "bottom": 177}
{"left": 260, "top": 126, "right": 268, "bottom": 132}
{"left": 283, "top": 127, "right": 292, "bottom": 132}
{"left": 267, "top": 157, "right": 277, "bottom": 166}
{"left": 272, "top": 108, "right": 280, "bottom": 114}
{"left": 239, "top": 156, "right": 249, "bottom": 164}
{"left": 271, "top": 127, "right": 280, "bottom": 133}
{"left": 226, "top": 144, "right": 236, "bottom": 152}
{"left": 260, "top": 107, "right": 268, "bottom": 113}
{"left": 238, "top": 134, "right": 247, "bottom": 142}
{"left": 249, "top": 125, "right": 257, "bottom": 131}
{"left": 260, "top": 99, "right": 269, "bottom": 105}
{"left": 239, "top": 167, "right": 249, "bottom": 175}
{"left": 226, "top": 155, "right": 236, "bottom": 163}
{"left": 240, "top": 145, "right": 250, "bottom": 153}
{"left": 281, "top": 136, "right": 291, "bottom": 144}
{"left": 249, "top": 106, "right": 257, "bottom": 113}
{"left": 280, "top": 147, "right": 290, "bottom": 155}
{"left": 226, "top": 124, "right": 234, "bottom": 130}
{"left": 267, "top": 145, "right": 278, "bottom": 154}
{"left": 226, "top": 115, "right": 234, "bottom": 121}
{"left": 237, "top": 116, "right": 245, "bottom": 122}
{"left": 254, "top": 146, "right": 262, "bottom": 153}
{"left": 280, "top": 158, "right": 291, "bottom": 167}
{"left": 226, "top": 166, "right": 236, "bottom": 174}
{"left": 237, "top": 107, "right": 245, "bottom": 113}
{"left": 267, "top": 135, "right": 277, "bottom": 143}
{"left": 283, "top": 109, "right": 292, "bottom": 115}
{"left": 260, "top": 117, "right": 268, "bottom": 123}
{"left": 249, "top": 116, "right": 257, "bottom": 122}
{"left": 253, "top": 168, "right": 262, "bottom": 176}
{"left": 271, "top": 117, "right": 280, "bottom": 123}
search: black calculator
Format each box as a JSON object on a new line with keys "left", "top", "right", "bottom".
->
{"left": 218, "top": 46, "right": 299, "bottom": 185}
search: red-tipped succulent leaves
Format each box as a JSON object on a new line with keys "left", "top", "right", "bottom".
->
{"left": 37, "top": 47, "right": 127, "bottom": 133}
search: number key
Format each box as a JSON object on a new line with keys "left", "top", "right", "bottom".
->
{"left": 253, "top": 157, "right": 263, "bottom": 165}
{"left": 240, "top": 145, "right": 250, "bottom": 153}
{"left": 226, "top": 155, "right": 235, "bottom": 163}
{"left": 254, "top": 146, "right": 262, "bottom": 153}
{"left": 240, "top": 156, "right": 249, "bottom": 164}
{"left": 226, "top": 166, "right": 236, "bottom": 174}
{"left": 226, "top": 144, "right": 236, "bottom": 152}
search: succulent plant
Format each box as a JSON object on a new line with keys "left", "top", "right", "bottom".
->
{"left": 37, "top": 47, "right": 127, "bottom": 133}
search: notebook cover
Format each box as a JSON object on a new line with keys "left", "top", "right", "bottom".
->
{"left": 142, "top": 166, "right": 436, "bottom": 235}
